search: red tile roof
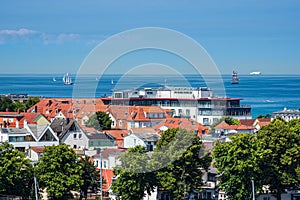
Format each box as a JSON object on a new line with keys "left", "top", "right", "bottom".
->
{"left": 153, "top": 117, "right": 209, "bottom": 135}
{"left": 30, "top": 146, "right": 45, "bottom": 153}
{"left": 104, "top": 130, "right": 129, "bottom": 140}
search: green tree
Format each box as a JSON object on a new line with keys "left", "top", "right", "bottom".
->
{"left": 86, "top": 111, "right": 112, "bottom": 131}
{"left": 0, "top": 142, "right": 33, "bottom": 198}
{"left": 25, "top": 97, "right": 40, "bottom": 109}
{"left": 0, "top": 97, "right": 16, "bottom": 111}
{"left": 78, "top": 156, "right": 99, "bottom": 200}
{"left": 154, "top": 128, "right": 211, "bottom": 200}
{"left": 224, "top": 116, "right": 240, "bottom": 125}
{"left": 35, "top": 143, "right": 82, "bottom": 200}
{"left": 213, "top": 134, "right": 269, "bottom": 200}
{"left": 210, "top": 117, "right": 240, "bottom": 133}
{"left": 257, "top": 119, "right": 300, "bottom": 200}
{"left": 257, "top": 113, "right": 271, "bottom": 118}
{"left": 112, "top": 145, "right": 156, "bottom": 200}
{"left": 13, "top": 100, "right": 26, "bottom": 112}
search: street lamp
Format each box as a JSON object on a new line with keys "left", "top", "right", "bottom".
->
{"left": 30, "top": 161, "right": 38, "bottom": 200}
{"left": 98, "top": 148, "right": 104, "bottom": 200}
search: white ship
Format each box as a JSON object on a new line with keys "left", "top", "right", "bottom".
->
{"left": 62, "top": 73, "right": 73, "bottom": 85}
{"left": 250, "top": 71, "right": 261, "bottom": 75}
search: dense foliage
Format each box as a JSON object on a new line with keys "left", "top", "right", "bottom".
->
{"left": 0, "top": 142, "right": 34, "bottom": 198}
{"left": 112, "top": 128, "right": 211, "bottom": 200}
{"left": 78, "top": 156, "right": 99, "bottom": 200}
{"left": 112, "top": 146, "right": 156, "bottom": 200}
{"left": 213, "top": 119, "right": 300, "bottom": 200}
{"left": 154, "top": 128, "right": 211, "bottom": 200}
{"left": 0, "top": 96, "right": 40, "bottom": 112}
{"left": 35, "top": 143, "right": 82, "bottom": 200}
{"left": 86, "top": 111, "right": 112, "bottom": 131}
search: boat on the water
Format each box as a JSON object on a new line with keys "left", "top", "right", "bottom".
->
{"left": 62, "top": 73, "right": 73, "bottom": 85}
{"left": 53, "top": 77, "right": 56, "bottom": 82}
{"left": 250, "top": 71, "right": 261, "bottom": 75}
{"left": 231, "top": 71, "right": 239, "bottom": 84}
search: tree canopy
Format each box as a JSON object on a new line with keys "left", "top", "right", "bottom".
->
{"left": 78, "top": 156, "right": 99, "bottom": 200}
{"left": 112, "top": 145, "right": 156, "bottom": 200}
{"left": 213, "top": 119, "right": 300, "bottom": 200}
{"left": 0, "top": 142, "right": 33, "bottom": 198}
{"left": 86, "top": 111, "right": 112, "bottom": 131}
{"left": 35, "top": 143, "right": 82, "bottom": 200}
{"left": 257, "top": 119, "right": 300, "bottom": 199}
{"left": 112, "top": 128, "right": 212, "bottom": 200}
{"left": 154, "top": 128, "right": 211, "bottom": 200}
{"left": 213, "top": 134, "right": 269, "bottom": 200}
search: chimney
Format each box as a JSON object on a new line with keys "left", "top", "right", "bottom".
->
{"left": 24, "top": 120, "right": 28, "bottom": 127}
{"left": 48, "top": 100, "right": 52, "bottom": 106}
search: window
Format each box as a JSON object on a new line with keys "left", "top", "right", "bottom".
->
{"left": 103, "top": 161, "right": 107, "bottom": 168}
{"left": 73, "top": 134, "right": 77, "bottom": 139}
{"left": 178, "top": 109, "right": 183, "bottom": 114}
{"left": 119, "top": 120, "right": 123, "bottom": 127}
{"left": 186, "top": 109, "right": 190, "bottom": 116}
{"left": 9, "top": 118, "right": 14, "bottom": 123}
{"left": 73, "top": 145, "right": 77, "bottom": 149}
{"left": 89, "top": 141, "right": 94, "bottom": 146}
{"left": 133, "top": 139, "right": 136, "bottom": 145}
{"left": 3, "top": 118, "right": 7, "bottom": 122}
{"left": 78, "top": 134, "right": 82, "bottom": 139}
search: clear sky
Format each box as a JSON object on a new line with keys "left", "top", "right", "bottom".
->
{"left": 0, "top": 0, "right": 300, "bottom": 74}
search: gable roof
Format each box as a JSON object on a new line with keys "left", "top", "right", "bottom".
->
{"left": 104, "top": 130, "right": 129, "bottom": 140}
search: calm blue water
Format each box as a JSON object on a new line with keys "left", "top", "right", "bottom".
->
{"left": 0, "top": 74, "right": 299, "bottom": 118}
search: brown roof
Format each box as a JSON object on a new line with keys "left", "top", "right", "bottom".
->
{"left": 30, "top": 146, "right": 45, "bottom": 153}
{"left": 239, "top": 119, "right": 255, "bottom": 126}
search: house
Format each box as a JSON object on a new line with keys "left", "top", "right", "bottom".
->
{"left": 50, "top": 118, "right": 115, "bottom": 150}
{"left": 0, "top": 111, "right": 49, "bottom": 128}
{"left": 104, "top": 130, "right": 129, "bottom": 148}
{"left": 107, "top": 105, "right": 170, "bottom": 130}
{"left": 272, "top": 108, "right": 300, "bottom": 122}
{"left": 124, "top": 128, "right": 161, "bottom": 151}
{"left": 92, "top": 148, "right": 126, "bottom": 170}
{"left": 27, "top": 98, "right": 106, "bottom": 122}
{"left": 154, "top": 117, "right": 209, "bottom": 136}
{"left": 253, "top": 118, "right": 271, "bottom": 131}
{"left": 28, "top": 146, "right": 45, "bottom": 161}
{"left": 0, "top": 121, "right": 59, "bottom": 152}
{"left": 214, "top": 121, "right": 254, "bottom": 136}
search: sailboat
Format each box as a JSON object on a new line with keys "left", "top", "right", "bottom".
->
{"left": 231, "top": 70, "right": 239, "bottom": 84}
{"left": 53, "top": 77, "right": 56, "bottom": 82}
{"left": 62, "top": 73, "right": 73, "bottom": 85}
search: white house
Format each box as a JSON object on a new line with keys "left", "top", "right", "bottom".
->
{"left": 0, "top": 121, "right": 59, "bottom": 152}
{"left": 124, "top": 128, "right": 160, "bottom": 151}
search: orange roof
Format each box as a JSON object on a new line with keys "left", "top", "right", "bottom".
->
{"left": 102, "top": 169, "right": 114, "bottom": 193}
{"left": 105, "top": 130, "right": 129, "bottom": 140}
{"left": 214, "top": 121, "right": 231, "bottom": 129}
{"left": 153, "top": 117, "right": 208, "bottom": 135}
{"left": 239, "top": 119, "right": 255, "bottom": 126}
{"left": 215, "top": 121, "right": 254, "bottom": 131}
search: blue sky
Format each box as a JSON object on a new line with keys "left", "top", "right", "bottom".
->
{"left": 0, "top": 0, "right": 300, "bottom": 74}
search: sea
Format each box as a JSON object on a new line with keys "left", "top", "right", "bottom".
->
{"left": 0, "top": 73, "right": 299, "bottom": 118}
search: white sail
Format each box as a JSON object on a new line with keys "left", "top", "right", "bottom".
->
{"left": 63, "top": 73, "right": 73, "bottom": 85}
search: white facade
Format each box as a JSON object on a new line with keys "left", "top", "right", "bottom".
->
{"left": 124, "top": 134, "right": 147, "bottom": 149}
{"left": 0, "top": 124, "right": 59, "bottom": 151}
{"left": 61, "top": 128, "right": 88, "bottom": 150}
